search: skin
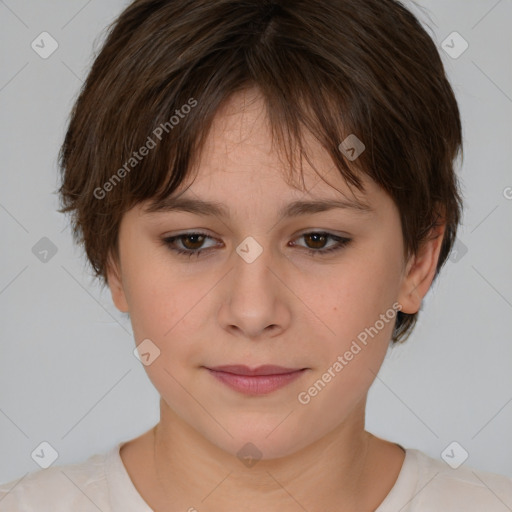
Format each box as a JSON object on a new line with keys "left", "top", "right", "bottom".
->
{"left": 107, "top": 87, "right": 445, "bottom": 512}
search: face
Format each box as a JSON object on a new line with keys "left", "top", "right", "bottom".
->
{"left": 108, "top": 87, "right": 441, "bottom": 460}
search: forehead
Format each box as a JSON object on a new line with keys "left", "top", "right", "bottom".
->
{"left": 173, "top": 89, "right": 373, "bottom": 201}
{"left": 196, "top": 88, "right": 333, "bottom": 187}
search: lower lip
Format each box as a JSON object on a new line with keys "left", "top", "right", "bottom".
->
{"left": 206, "top": 368, "right": 307, "bottom": 395}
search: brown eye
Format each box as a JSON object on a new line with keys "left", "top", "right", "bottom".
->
{"left": 162, "top": 232, "right": 218, "bottom": 258}
{"left": 180, "top": 234, "right": 207, "bottom": 250}
{"left": 291, "top": 232, "right": 352, "bottom": 256}
{"left": 303, "top": 233, "right": 329, "bottom": 250}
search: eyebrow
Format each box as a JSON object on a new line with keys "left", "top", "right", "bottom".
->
{"left": 144, "top": 195, "right": 374, "bottom": 219}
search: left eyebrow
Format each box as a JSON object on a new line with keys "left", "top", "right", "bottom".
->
{"left": 143, "top": 196, "right": 374, "bottom": 219}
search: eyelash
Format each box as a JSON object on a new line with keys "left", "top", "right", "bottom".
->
{"left": 161, "top": 231, "right": 352, "bottom": 259}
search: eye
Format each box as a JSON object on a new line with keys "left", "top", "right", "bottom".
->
{"left": 161, "top": 231, "right": 352, "bottom": 259}
{"left": 161, "top": 232, "right": 218, "bottom": 258}
{"left": 290, "top": 232, "right": 352, "bottom": 256}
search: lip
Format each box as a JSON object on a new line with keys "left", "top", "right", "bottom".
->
{"left": 207, "top": 364, "right": 304, "bottom": 376}
{"left": 204, "top": 365, "right": 308, "bottom": 395}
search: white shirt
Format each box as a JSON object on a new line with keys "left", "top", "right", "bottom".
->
{"left": 1, "top": 443, "right": 512, "bottom": 511}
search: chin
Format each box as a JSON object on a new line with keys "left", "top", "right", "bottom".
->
{"left": 202, "top": 416, "right": 316, "bottom": 463}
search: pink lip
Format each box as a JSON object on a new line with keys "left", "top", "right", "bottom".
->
{"left": 208, "top": 364, "right": 303, "bottom": 376}
{"left": 205, "top": 365, "right": 307, "bottom": 395}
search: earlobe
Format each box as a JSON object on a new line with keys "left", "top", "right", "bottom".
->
{"left": 106, "top": 254, "right": 129, "bottom": 313}
{"left": 397, "top": 222, "right": 446, "bottom": 315}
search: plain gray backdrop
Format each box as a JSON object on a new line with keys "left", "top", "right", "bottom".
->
{"left": 1, "top": 0, "right": 511, "bottom": 485}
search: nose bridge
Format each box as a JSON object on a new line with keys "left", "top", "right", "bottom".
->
{"left": 231, "top": 234, "right": 276, "bottom": 296}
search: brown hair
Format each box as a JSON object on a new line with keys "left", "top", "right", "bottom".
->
{"left": 57, "top": 0, "right": 463, "bottom": 343}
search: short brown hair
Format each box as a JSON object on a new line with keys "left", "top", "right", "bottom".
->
{"left": 57, "top": 0, "right": 463, "bottom": 343}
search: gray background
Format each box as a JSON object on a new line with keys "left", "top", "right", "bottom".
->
{"left": 1, "top": 0, "right": 511, "bottom": 486}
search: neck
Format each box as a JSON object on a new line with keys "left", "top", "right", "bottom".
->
{"left": 146, "top": 398, "right": 385, "bottom": 512}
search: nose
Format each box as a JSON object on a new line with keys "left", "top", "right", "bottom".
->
{"left": 217, "top": 237, "right": 292, "bottom": 340}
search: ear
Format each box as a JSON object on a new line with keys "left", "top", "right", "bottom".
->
{"left": 397, "top": 221, "right": 446, "bottom": 315}
{"left": 106, "top": 252, "right": 129, "bottom": 313}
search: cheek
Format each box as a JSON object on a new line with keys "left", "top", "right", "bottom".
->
{"left": 353, "top": 231, "right": 404, "bottom": 304}
{"left": 316, "top": 241, "right": 404, "bottom": 372}
{"left": 298, "top": 281, "right": 400, "bottom": 418}
{"left": 124, "top": 257, "right": 213, "bottom": 368}
{"left": 328, "top": 257, "right": 401, "bottom": 335}
{"left": 121, "top": 251, "right": 183, "bottom": 341}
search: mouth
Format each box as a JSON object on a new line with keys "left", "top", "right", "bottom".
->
{"left": 206, "top": 364, "right": 306, "bottom": 376}
{"left": 203, "top": 365, "right": 308, "bottom": 395}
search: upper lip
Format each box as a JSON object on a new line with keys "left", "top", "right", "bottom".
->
{"left": 206, "top": 365, "right": 305, "bottom": 376}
